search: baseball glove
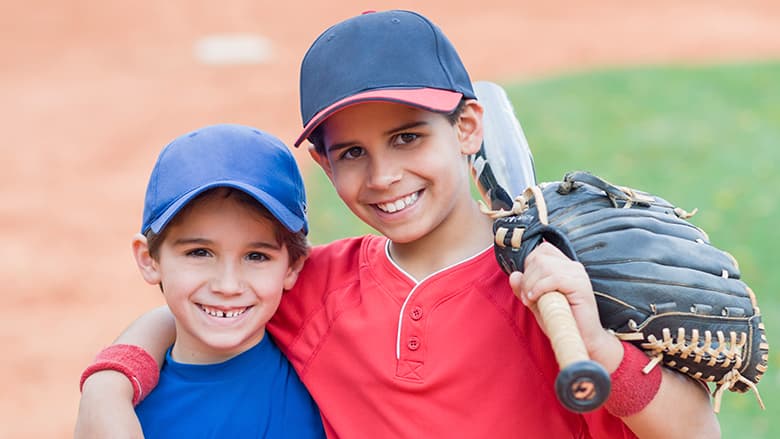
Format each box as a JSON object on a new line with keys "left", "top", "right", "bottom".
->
{"left": 485, "top": 170, "right": 768, "bottom": 412}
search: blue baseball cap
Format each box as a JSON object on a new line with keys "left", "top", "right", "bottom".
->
{"left": 294, "top": 10, "right": 476, "bottom": 147}
{"left": 142, "top": 124, "right": 308, "bottom": 235}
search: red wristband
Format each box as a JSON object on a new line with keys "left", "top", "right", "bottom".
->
{"left": 79, "top": 344, "right": 160, "bottom": 406}
{"left": 604, "top": 341, "right": 662, "bottom": 418}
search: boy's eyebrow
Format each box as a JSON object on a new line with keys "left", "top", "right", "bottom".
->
{"left": 326, "top": 120, "right": 430, "bottom": 153}
{"left": 172, "top": 237, "right": 282, "bottom": 250}
{"left": 384, "top": 121, "right": 428, "bottom": 136}
{"left": 172, "top": 238, "right": 212, "bottom": 247}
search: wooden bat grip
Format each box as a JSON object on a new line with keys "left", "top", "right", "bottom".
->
{"left": 537, "top": 291, "right": 611, "bottom": 412}
{"left": 537, "top": 292, "right": 589, "bottom": 367}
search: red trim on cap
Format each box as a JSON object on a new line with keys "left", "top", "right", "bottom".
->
{"left": 294, "top": 88, "right": 463, "bottom": 147}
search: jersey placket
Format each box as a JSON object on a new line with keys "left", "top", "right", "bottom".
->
{"left": 396, "top": 289, "right": 427, "bottom": 382}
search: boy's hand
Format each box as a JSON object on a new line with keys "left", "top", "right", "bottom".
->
{"left": 509, "top": 242, "right": 623, "bottom": 372}
{"left": 74, "top": 371, "right": 143, "bottom": 439}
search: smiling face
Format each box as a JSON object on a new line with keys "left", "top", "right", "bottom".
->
{"left": 309, "top": 101, "right": 483, "bottom": 247}
{"left": 133, "top": 190, "right": 302, "bottom": 364}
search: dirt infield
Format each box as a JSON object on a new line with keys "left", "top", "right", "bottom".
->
{"left": 2, "top": 1, "right": 779, "bottom": 437}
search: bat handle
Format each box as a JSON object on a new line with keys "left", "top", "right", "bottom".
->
{"left": 537, "top": 292, "right": 611, "bottom": 412}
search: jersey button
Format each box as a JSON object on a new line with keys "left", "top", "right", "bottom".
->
{"left": 410, "top": 306, "right": 423, "bottom": 320}
{"left": 407, "top": 336, "right": 421, "bottom": 351}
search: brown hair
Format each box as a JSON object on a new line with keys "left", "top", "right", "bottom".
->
{"left": 307, "top": 98, "right": 470, "bottom": 156}
{"left": 145, "top": 187, "right": 309, "bottom": 264}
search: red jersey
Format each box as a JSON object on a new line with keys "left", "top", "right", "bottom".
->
{"left": 269, "top": 235, "right": 635, "bottom": 439}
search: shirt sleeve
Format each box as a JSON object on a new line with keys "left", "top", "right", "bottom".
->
{"left": 267, "top": 236, "right": 366, "bottom": 372}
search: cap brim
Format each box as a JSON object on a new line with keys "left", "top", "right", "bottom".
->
{"left": 294, "top": 88, "right": 463, "bottom": 147}
{"left": 148, "top": 181, "right": 306, "bottom": 235}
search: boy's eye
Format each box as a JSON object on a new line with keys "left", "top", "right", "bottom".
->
{"left": 187, "top": 248, "right": 211, "bottom": 257}
{"left": 246, "top": 252, "right": 270, "bottom": 262}
{"left": 394, "top": 133, "right": 419, "bottom": 145}
{"left": 339, "top": 146, "right": 365, "bottom": 160}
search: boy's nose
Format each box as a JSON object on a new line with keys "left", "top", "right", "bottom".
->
{"left": 367, "top": 156, "right": 402, "bottom": 189}
{"left": 211, "top": 262, "right": 245, "bottom": 295}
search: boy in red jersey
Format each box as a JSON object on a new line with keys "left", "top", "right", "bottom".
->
{"left": 77, "top": 10, "right": 719, "bottom": 438}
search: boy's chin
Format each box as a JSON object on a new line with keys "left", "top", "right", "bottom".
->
{"left": 377, "top": 226, "right": 428, "bottom": 245}
{"left": 173, "top": 324, "right": 267, "bottom": 364}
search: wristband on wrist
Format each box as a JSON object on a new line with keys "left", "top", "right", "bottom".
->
{"left": 604, "top": 341, "right": 662, "bottom": 418}
{"left": 79, "top": 344, "right": 160, "bottom": 406}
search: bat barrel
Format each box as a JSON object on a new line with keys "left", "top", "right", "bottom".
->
{"left": 472, "top": 81, "right": 536, "bottom": 198}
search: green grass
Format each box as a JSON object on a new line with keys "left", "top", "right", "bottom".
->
{"left": 302, "top": 61, "right": 780, "bottom": 438}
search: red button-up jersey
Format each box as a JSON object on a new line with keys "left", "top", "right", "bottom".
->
{"left": 270, "top": 235, "right": 635, "bottom": 439}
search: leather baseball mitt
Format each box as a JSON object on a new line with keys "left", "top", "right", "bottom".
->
{"left": 486, "top": 170, "right": 768, "bottom": 412}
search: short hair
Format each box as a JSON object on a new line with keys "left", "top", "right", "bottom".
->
{"left": 307, "top": 98, "right": 470, "bottom": 157}
{"left": 145, "top": 187, "right": 309, "bottom": 265}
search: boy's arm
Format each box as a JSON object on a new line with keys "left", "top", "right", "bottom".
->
{"left": 512, "top": 243, "right": 720, "bottom": 439}
{"left": 75, "top": 371, "right": 142, "bottom": 439}
{"left": 74, "top": 306, "right": 175, "bottom": 439}
{"left": 622, "top": 367, "right": 720, "bottom": 438}
{"left": 584, "top": 330, "right": 719, "bottom": 438}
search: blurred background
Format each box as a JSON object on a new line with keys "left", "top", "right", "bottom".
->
{"left": 2, "top": 1, "right": 778, "bottom": 437}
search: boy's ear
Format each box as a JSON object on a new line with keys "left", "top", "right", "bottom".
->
{"left": 456, "top": 100, "right": 484, "bottom": 156}
{"left": 132, "top": 233, "right": 162, "bottom": 286}
{"left": 308, "top": 145, "right": 334, "bottom": 181}
{"left": 282, "top": 255, "right": 307, "bottom": 291}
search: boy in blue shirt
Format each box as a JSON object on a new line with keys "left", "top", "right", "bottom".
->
{"left": 123, "top": 123, "right": 324, "bottom": 437}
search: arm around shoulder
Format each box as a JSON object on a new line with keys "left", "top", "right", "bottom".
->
{"left": 75, "top": 370, "right": 143, "bottom": 439}
{"left": 75, "top": 306, "right": 176, "bottom": 438}
{"left": 110, "top": 306, "right": 177, "bottom": 363}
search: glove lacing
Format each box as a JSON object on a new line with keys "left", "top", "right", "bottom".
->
{"left": 612, "top": 327, "right": 765, "bottom": 413}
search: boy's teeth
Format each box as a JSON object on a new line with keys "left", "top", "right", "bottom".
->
{"left": 378, "top": 192, "right": 418, "bottom": 213}
{"left": 201, "top": 305, "right": 247, "bottom": 318}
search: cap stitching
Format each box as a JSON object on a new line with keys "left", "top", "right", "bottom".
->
{"left": 414, "top": 11, "right": 455, "bottom": 89}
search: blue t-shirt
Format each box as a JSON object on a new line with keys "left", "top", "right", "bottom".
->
{"left": 135, "top": 335, "right": 325, "bottom": 438}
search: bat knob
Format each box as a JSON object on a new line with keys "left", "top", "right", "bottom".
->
{"left": 555, "top": 360, "right": 611, "bottom": 412}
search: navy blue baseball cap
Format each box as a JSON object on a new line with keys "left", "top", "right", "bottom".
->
{"left": 142, "top": 124, "right": 308, "bottom": 235}
{"left": 294, "top": 10, "right": 476, "bottom": 147}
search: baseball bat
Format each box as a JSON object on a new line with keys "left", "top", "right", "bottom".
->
{"left": 471, "top": 81, "right": 611, "bottom": 413}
